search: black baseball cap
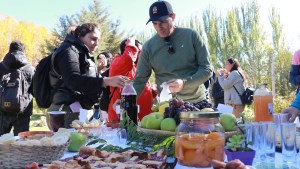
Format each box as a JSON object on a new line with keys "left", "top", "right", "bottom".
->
{"left": 146, "top": 1, "right": 173, "bottom": 25}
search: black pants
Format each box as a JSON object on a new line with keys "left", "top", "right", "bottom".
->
{"left": 0, "top": 113, "right": 30, "bottom": 136}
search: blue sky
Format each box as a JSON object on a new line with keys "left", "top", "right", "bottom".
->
{"left": 0, "top": 0, "right": 299, "bottom": 51}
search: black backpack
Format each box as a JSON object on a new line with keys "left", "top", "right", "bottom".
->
{"left": 233, "top": 71, "right": 255, "bottom": 105}
{"left": 32, "top": 54, "right": 60, "bottom": 108}
{"left": 233, "top": 86, "right": 255, "bottom": 105}
{"left": 99, "top": 68, "right": 116, "bottom": 111}
{"left": 0, "top": 65, "right": 31, "bottom": 115}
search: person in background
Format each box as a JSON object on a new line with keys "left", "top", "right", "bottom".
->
{"left": 218, "top": 58, "right": 246, "bottom": 118}
{"left": 0, "top": 40, "right": 34, "bottom": 135}
{"left": 204, "top": 71, "right": 216, "bottom": 101}
{"left": 97, "top": 51, "right": 113, "bottom": 75}
{"left": 47, "top": 23, "right": 128, "bottom": 130}
{"left": 108, "top": 38, "right": 155, "bottom": 122}
{"left": 289, "top": 48, "right": 300, "bottom": 94}
{"left": 133, "top": 1, "right": 212, "bottom": 103}
{"left": 212, "top": 74, "right": 224, "bottom": 108}
{"left": 96, "top": 51, "right": 113, "bottom": 119}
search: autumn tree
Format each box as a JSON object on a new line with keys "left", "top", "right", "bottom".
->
{"left": 51, "top": 0, "right": 124, "bottom": 56}
{"left": 0, "top": 16, "right": 53, "bottom": 65}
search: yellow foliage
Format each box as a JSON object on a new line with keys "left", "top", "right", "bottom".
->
{"left": 0, "top": 16, "right": 53, "bottom": 65}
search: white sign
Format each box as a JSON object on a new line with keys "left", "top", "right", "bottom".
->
{"left": 217, "top": 104, "right": 233, "bottom": 114}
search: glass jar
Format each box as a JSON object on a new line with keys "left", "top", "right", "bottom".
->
{"left": 175, "top": 111, "right": 225, "bottom": 168}
{"left": 254, "top": 83, "right": 273, "bottom": 122}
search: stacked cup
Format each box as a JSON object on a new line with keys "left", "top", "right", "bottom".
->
{"left": 274, "top": 113, "right": 296, "bottom": 163}
{"left": 249, "top": 121, "right": 276, "bottom": 163}
{"left": 281, "top": 122, "right": 297, "bottom": 162}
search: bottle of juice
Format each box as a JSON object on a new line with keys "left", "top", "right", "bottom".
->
{"left": 121, "top": 80, "right": 138, "bottom": 125}
{"left": 254, "top": 84, "right": 273, "bottom": 122}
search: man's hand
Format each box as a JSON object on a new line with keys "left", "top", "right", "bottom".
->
{"left": 167, "top": 79, "right": 184, "bottom": 93}
{"left": 281, "top": 106, "right": 300, "bottom": 122}
{"left": 211, "top": 159, "right": 247, "bottom": 169}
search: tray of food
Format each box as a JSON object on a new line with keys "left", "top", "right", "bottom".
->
{"left": 18, "top": 131, "right": 54, "bottom": 140}
{"left": 31, "top": 146, "right": 167, "bottom": 169}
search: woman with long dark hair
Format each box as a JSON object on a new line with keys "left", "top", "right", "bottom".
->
{"left": 218, "top": 58, "right": 247, "bottom": 117}
{"left": 46, "top": 23, "right": 128, "bottom": 130}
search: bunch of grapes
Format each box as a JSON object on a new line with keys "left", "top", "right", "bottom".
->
{"left": 192, "top": 100, "right": 214, "bottom": 110}
{"left": 163, "top": 98, "right": 215, "bottom": 125}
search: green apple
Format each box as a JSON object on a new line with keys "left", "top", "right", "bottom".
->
{"left": 220, "top": 113, "right": 237, "bottom": 131}
{"left": 68, "top": 132, "right": 87, "bottom": 152}
{"left": 141, "top": 115, "right": 151, "bottom": 128}
{"left": 160, "top": 118, "right": 177, "bottom": 131}
{"left": 142, "top": 113, "right": 164, "bottom": 130}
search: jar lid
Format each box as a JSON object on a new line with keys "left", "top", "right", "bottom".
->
{"left": 180, "top": 111, "right": 220, "bottom": 119}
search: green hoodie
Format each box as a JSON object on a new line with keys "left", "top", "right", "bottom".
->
{"left": 134, "top": 27, "right": 212, "bottom": 102}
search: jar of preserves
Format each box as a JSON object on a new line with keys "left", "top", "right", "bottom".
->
{"left": 175, "top": 111, "right": 225, "bottom": 168}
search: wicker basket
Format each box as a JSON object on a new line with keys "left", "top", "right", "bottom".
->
{"left": 0, "top": 142, "right": 68, "bottom": 169}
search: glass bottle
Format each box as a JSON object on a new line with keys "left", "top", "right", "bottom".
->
{"left": 121, "top": 80, "right": 138, "bottom": 124}
{"left": 175, "top": 111, "right": 225, "bottom": 168}
{"left": 254, "top": 83, "right": 273, "bottom": 122}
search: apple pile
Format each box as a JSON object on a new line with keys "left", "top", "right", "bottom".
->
{"left": 142, "top": 98, "right": 216, "bottom": 132}
{"left": 141, "top": 112, "right": 177, "bottom": 131}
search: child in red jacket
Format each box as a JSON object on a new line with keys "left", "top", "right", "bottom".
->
{"left": 108, "top": 38, "right": 155, "bottom": 122}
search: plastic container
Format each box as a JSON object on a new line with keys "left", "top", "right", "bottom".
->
{"left": 175, "top": 111, "right": 225, "bottom": 168}
{"left": 254, "top": 84, "right": 273, "bottom": 122}
{"left": 121, "top": 80, "right": 138, "bottom": 124}
{"left": 160, "top": 82, "right": 172, "bottom": 102}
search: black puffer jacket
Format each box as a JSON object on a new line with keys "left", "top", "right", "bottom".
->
{"left": 50, "top": 34, "right": 104, "bottom": 109}
{"left": 1, "top": 51, "right": 34, "bottom": 116}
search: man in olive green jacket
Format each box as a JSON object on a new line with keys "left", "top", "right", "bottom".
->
{"left": 133, "top": 1, "right": 212, "bottom": 102}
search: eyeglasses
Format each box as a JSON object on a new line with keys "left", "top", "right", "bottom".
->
{"left": 164, "top": 37, "right": 175, "bottom": 54}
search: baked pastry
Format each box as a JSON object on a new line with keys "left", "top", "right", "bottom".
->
{"left": 39, "top": 146, "right": 167, "bottom": 169}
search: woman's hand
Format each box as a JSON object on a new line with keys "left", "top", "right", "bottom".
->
{"left": 211, "top": 159, "right": 247, "bottom": 169}
{"left": 218, "top": 69, "right": 228, "bottom": 78}
{"left": 102, "top": 76, "right": 129, "bottom": 88}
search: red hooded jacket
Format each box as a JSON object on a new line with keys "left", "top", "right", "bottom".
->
{"left": 108, "top": 40, "right": 154, "bottom": 122}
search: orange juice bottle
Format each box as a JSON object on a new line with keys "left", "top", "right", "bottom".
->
{"left": 254, "top": 84, "right": 273, "bottom": 122}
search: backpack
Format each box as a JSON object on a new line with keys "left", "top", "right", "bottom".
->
{"left": 232, "top": 71, "right": 255, "bottom": 105}
{"left": 32, "top": 54, "right": 60, "bottom": 108}
{"left": 0, "top": 65, "right": 31, "bottom": 115}
{"left": 233, "top": 86, "right": 255, "bottom": 105}
{"left": 99, "top": 68, "right": 117, "bottom": 111}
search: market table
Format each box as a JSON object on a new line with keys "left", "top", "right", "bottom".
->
{"left": 61, "top": 129, "right": 300, "bottom": 169}
{"left": 62, "top": 150, "right": 299, "bottom": 169}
